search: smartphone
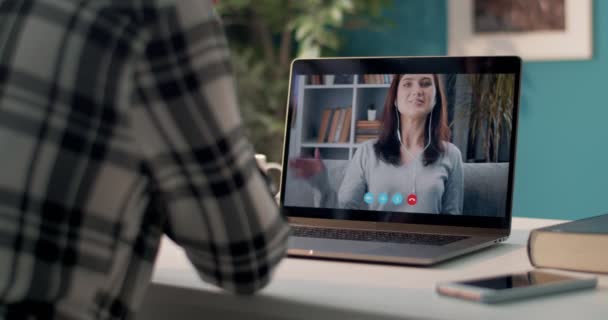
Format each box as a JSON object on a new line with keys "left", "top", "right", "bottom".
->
{"left": 436, "top": 270, "right": 597, "bottom": 303}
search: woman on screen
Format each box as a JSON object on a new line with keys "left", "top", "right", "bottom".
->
{"left": 290, "top": 74, "right": 463, "bottom": 214}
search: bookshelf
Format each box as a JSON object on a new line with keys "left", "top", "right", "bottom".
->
{"left": 292, "top": 74, "right": 392, "bottom": 160}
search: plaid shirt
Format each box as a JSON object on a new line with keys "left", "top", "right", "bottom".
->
{"left": 0, "top": 0, "right": 289, "bottom": 319}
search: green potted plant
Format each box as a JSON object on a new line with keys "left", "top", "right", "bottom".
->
{"left": 467, "top": 74, "right": 516, "bottom": 162}
{"left": 216, "top": 0, "right": 391, "bottom": 161}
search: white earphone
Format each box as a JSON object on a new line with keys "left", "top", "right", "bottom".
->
{"left": 396, "top": 104, "right": 402, "bottom": 143}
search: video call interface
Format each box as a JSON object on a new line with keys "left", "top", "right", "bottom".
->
{"left": 283, "top": 72, "right": 516, "bottom": 218}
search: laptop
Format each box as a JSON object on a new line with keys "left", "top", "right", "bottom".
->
{"left": 279, "top": 56, "right": 521, "bottom": 265}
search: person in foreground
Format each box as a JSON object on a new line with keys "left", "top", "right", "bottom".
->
{"left": 0, "top": 0, "right": 289, "bottom": 319}
{"left": 290, "top": 74, "right": 463, "bottom": 214}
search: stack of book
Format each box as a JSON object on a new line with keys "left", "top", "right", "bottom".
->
{"left": 360, "top": 74, "right": 393, "bottom": 84}
{"left": 317, "top": 107, "right": 352, "bottom": 143}
{"left": 355, "top": 120, "right": 381, "bottom": 143}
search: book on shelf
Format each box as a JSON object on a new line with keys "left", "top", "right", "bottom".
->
{"left": 332, "top": 108, "right": 346, "bottom": 143}
{"left": 355, "top": 135, "right": 378, "bottom": 143}
{"left": 338, "top": 107, "right": 352, "bottom": 143}
{"left": 326, "top": 108, "right": 342, "bottom": 143}
{"left": 361, "top": 74, "right": 393, "bottom": 84}
{"left": 527, "top": 213, "right": 608, "bottom": 273}
{"left": 355, "top": 128, "right": 381, "bottom": 135}
{"left": 308, "top": 74, "right": 341, "bottom": 85}
{"left": 356, "top": 120, "right": 382, "bottom": 128}
{"left": 355, "top": 120, "right": 381, "bottom": 143}
{"left": 317, "top": 108, "right": 333, "bottom": 143}
{"left": 315, "top": 107, "right": 353, "bottom": 143}
{"left": 308, "top": 75, "right": 322, "bottom": 85}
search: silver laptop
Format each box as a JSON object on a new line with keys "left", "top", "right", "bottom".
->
{"left": 278, "top": 56, "right": 521, "bottom": 265}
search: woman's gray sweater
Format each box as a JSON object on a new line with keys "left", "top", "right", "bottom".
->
{"left": 311, "top": 140, "right": 463, "bottom": 214}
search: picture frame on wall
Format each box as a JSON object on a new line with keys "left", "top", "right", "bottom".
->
{"left": 448, "top": 0, "right": 593, "bottom": 61}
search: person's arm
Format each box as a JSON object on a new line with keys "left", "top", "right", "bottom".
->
{"left": 131, "top": 0, "right": 289, "bottom": 294}
{"left": 308, "top": 167, "right": 338, "bottom": 208}
{"left": 289, "top": 149, "right": 337, "bottom": 208}
{"left": 290, "top": 145, "right": 368, "bottom": 210}
{"left": 337, "top": 144, "right": 369, "bottom": 209}
{"left": 442, "top": 144, "right": 464, "bottom": 214}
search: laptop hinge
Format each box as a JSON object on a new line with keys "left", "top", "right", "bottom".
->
{"left": 289, "top": 217, "right": 509, "bottom": 237}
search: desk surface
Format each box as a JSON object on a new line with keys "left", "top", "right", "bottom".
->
{"left": 141, "top": 218, "right": 608, "bottom": 320}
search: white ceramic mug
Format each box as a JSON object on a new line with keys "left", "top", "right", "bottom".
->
{"left": 255, "top": 154, "right": 282, "bottom": 199}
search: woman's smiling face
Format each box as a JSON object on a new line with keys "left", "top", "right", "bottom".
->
{"left": 395, "top": 74, "right": 436, "bottom": 119}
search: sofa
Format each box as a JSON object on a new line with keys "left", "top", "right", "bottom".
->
{"left": 284, "top": 160, "right": 509, "bottom": 217}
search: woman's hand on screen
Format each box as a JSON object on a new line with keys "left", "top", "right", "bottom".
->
{"left": 288, "top": 148, "right": 324, "bottom": 179}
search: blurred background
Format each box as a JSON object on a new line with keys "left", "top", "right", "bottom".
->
{"left": 216, "top": 0, "right": 608, "bottom": 221}
{"left": 216, "top": 0, "right": 391, "bottom": 162}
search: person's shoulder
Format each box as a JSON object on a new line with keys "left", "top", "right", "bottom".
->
{"left": 361, "top": 139, "right": 378, "bottom": 148}
{"left": 362, "top": 139, "right": 380, "bottom": 154}
{"left": 443, "top": 141, "right": 460, "bottom": 152}
{"left": 442, "top": 141, "right": 462, "bottom": 161}
{"left": 353, "top": 139, "right": 378, "bottom": 159}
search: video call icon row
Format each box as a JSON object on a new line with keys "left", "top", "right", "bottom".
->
{"left": 364, "top": 192, "right": 404, "bottom": 205}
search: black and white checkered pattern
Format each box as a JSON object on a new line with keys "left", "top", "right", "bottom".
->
{"left": 0, "top": 1, "right": 289, "bottom": 318}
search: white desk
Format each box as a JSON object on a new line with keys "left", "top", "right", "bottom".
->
{"left": 138, "top": 218, "right": 608, "bottom": 320}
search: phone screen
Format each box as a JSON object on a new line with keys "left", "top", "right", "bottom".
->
{"left": 460, "top": 271, "right": 575, "bottom": 290}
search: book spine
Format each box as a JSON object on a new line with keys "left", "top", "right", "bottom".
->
{"left": 317, "top": 109, "right": 332, "bottom": 143}
{"left": 355, "top": 129, "right": 381, "bottom": 135}
{"left": 526, "top": 226, "right": 608, "bottom": 273}
{"left": 527, "top": 230, "right": 539, "bottom": 268}
{"left": 327, "top": 108, "right": 341, "bottom": 143}
{"left": 333, "top": 108, "right": 345, "bottom": 143}
{"left": 356, "top": 123, "right": 381, "bottom": 127}
{"left": 339, "top": 107, "right": 352, "bottom": 143}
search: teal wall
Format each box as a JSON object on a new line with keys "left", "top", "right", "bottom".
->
{"left": 341, "top": 0, "right": 608, "bottom": 220}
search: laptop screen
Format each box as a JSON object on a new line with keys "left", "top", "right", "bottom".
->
{"left": 279, "top": 57, "right": 521, "bottom": 228}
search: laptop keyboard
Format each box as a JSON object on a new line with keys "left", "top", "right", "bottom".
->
{"left": 291, "top": 226, "right": 468, "bottom": 246}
